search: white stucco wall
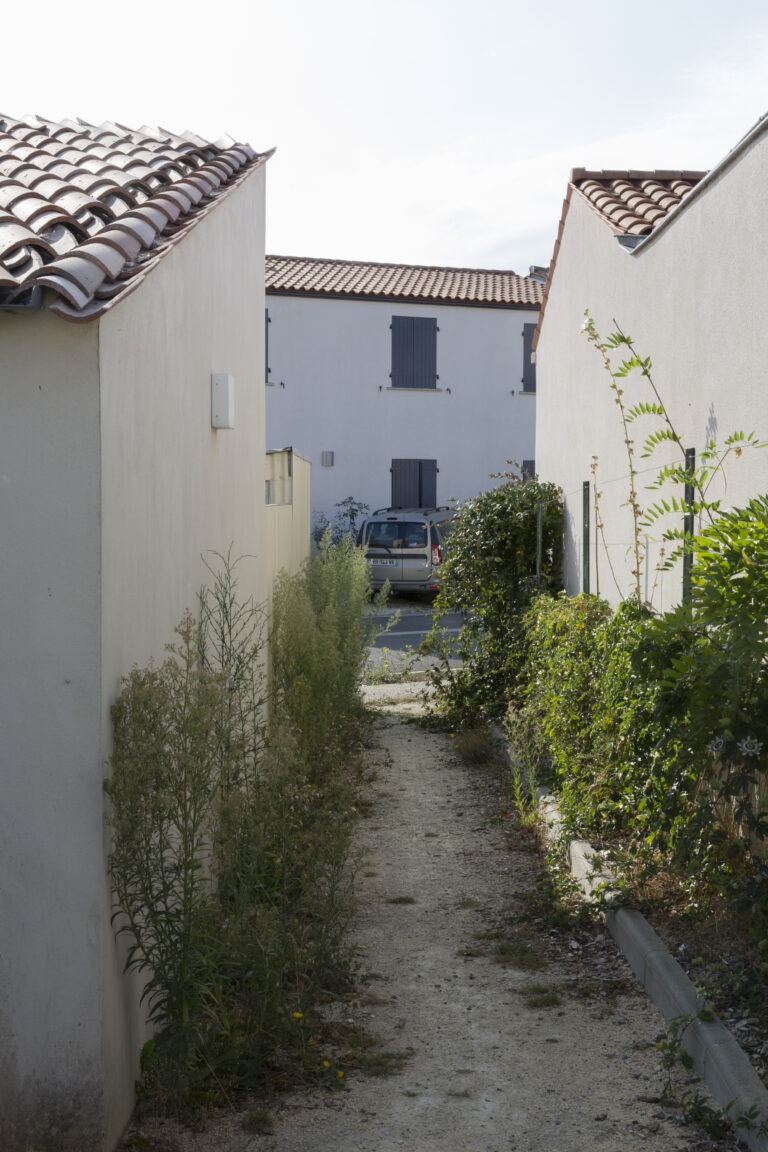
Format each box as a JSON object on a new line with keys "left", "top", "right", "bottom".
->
{"left": 266, "top": 294, "right": 537, "bottom": 528}
{"left": 0, "top": 311, "right": 105, "bottom": 1147}
{"left": 536, "top": 128, "right": 768, "bottom": 607}
{"left": 264, "top": 449, "right": 311, "bottom": 598}
{"left": 99, "top": 167, "right": 268, "bottom": 1147}
{"left": 0, "top": 163, "right": 271, "bottom": 1151}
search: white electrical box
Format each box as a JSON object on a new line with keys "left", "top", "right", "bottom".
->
{"left": 211, "top": 373, "right": 235, "bottom": 429}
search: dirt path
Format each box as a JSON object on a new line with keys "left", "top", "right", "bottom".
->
{"left": 126, "top": 696, "right": 736, "bottom": 1151}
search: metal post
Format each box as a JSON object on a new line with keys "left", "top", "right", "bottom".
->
{"left": 682, "top": 447, "right": 695, "bottom": 603}
{"left": 536, "top": 501, "right": 543, "bottom": 584}
{"left": 582, "top": 480, "right": 590, "bottom": 595}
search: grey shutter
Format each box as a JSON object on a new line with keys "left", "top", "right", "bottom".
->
{"left": 391, "top": 458, "right": 437, "bottom": 507}
{"left": 522, "top": 323, "right": 536, "bottom": 393}
{"left": 419, "top": 459, "right": 437, "bottom": 506}
{"left": 522, "top": 459, "right": 535, "bottom": 479}
{"left": 391, "top": 316, "right": 437, "bottom": 389}
{"left": 265, "top": 308, "right": 271, "bottom": 383}
{"left": 391, "top": 459, "right": 420, "bottom": 506}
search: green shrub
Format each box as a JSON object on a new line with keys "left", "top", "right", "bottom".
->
{"left": 270, "top": 532, "right": 379, "bottom": 774}
{"left": 511, "top": 594, "right": 690, "bottom": 846}
{"left": 106, "top": 544, "right": 372, "bottom": 1114}
{"left": 646, "top": 499, "right": 768, "bottom": 907}
{"left": 427, "top": 475, "right": 563, "bottom": 724}
{"left": 510, "top": 508, "right": 768, "bottom": 924}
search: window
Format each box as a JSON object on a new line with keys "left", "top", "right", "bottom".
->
{"left": 522, "top": 323, "right": 536, "bottom": 393}
{"left": 391, "top": 458, "right": 437, "bottom": 507}
{"left": 390, "top": 316, "right": 438, "bottom": 389}
{"left": 522, "top": 459, "right": 535, "bottom": 480}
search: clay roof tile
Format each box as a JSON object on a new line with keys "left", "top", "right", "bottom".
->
{"left": 265, "top": 255, "right": 543, "bottom": 308}
{"left": 0, "top": 112, "right": 270, "bottom": 320}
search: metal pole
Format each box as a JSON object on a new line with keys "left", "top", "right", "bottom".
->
{"left": 682, "top": 447, "right": 695, "bottom": 603}
{"left": 582, "top": 480, "right": 590, "bottom": 594}
{"left": 536, "top": 501, "right": 543, "bottom": 584}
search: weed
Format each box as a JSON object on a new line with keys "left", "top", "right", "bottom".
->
{"left": 106, "top": 544, "right": 373, "bottom": 1115}
{"left": 361, "top": 991, "right": 389, "bottom": 1007}
{"left": 386, "top": 895, "right": 417, "bottom": 905}
{"left": 242, "top": 1107, "right": 275, "bottom": 1135}
{"left": 521, "top": 983, "right": 561, "bottom": 1008}
{"left": 492, "top": 939, "right": 546, "bottom": 970}
{"left": 453, "top": 727, "right": 508, "bottom": 771}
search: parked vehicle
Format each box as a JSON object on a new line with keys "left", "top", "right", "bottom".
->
{"left": 356, "top": 506, "right": 454, "bottom": 594}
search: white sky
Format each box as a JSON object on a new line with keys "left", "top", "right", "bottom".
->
{"left": 5, "top": 0, "right": 768, "bottom": 272}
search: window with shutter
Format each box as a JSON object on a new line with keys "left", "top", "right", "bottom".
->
{"left": 522, "top": 323, "right": 536, "bottom": 393}
{"left": 391, "top": 316, "right": 438, "bottom": 389}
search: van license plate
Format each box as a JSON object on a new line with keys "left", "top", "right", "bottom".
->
{"left": 375, "top": 558, "right": 398, "bottom": 567}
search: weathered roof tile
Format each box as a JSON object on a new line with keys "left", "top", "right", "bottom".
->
{"left": 571, "top": 169, "right": 706, "bottom": 235}
{"left": 265, "top": 254, "right": 543, "bottom": 308}
{"left": 0, "top": 113, "right": 271, "bottom": 319}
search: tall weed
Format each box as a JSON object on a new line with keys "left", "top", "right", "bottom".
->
{"left": 270, "top": 532, "right": 378, "bottom": 773}
{"left": 106, "top": 544, "right": 371, "bottom": 1114}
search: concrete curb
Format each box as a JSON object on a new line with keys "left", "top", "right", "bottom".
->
{"left": 544, "top": 799, "right": 768, "bottom": 1151}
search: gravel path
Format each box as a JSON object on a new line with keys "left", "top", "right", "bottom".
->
{"left": 123, "top": 693, "right": 737, "bottom": 1151}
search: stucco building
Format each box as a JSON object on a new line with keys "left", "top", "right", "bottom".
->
{"left": 265, "top": 255, "right": 543, "bottom": 530}
{"left": 0, "top": 114, "right": 307, "bottom": 1151}
{"left": 535, "top": 113, "right": 768, "bottom": 607}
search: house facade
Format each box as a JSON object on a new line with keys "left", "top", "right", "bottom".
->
{"left": 265, "top": 255, "right": 543, "bottom": 530}
{"left": 0, "top": 115, "right": 307, "bottom": 1151}
{"left": 535, "top": 115, "right": 768, "bottom": 607}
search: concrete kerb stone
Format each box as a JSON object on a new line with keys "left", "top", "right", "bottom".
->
{"left": 538, "top": 793, "right": 768, "bottom": 1151}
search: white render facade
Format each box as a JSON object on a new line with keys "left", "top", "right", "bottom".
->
{"left": 535, "top": 117, "right": 768, "bottom": 608}
{"left": 0, "top": 118, "right": 310, "bottom": 1152}
{"left": 265, "top": 258, "right": 542, "bottom": 529}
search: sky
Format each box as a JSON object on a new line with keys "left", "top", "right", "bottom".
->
{"left": 5, "top": 0, "right": 768, "bottom": 273}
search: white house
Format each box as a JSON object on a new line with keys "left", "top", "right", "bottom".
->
{"left": 535, "top": 113, "right": 768, "bottom": 607}
{"left": 265, "top": 255, "right": 543, "bottom": 531}
{"left": 0, "top": 113, "right": 307, "bottom": 1151}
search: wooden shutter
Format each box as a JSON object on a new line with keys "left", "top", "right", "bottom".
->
{"left": 419, "top": 459, "right": 437, "bottom": 506}
{"left": 391, "top": 316, "right": 437, "bottom": 389}
{"left": 522, "top": 323, "right": 536, "bottom": 393}
{"left": 391, "top": 459, "right": 438, "bottom": 507}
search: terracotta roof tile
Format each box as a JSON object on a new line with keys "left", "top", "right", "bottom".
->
{"left": 0, "top": 113, "right": 271, "bottom": 320}
{"left": 266, "top": 254, "right": 543, "bottom": 308}
{"left": 571, "top": 168, "right": 706, "bottom": 235}
{"left": 532, "top": 168, "right": 709, "bottom": 355}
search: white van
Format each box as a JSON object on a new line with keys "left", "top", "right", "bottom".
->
{"left": 356, "top": 506, "right": 454, "bottom": 594}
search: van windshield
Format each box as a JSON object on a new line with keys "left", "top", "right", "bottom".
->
{"left": 364, "top": 521, "right": 428, "bottom": 549}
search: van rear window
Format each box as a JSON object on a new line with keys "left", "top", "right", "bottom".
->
{"left": 364, "top": 522, "right": 428, "bottom": 549}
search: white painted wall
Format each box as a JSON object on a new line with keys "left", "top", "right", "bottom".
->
{"left": 0, "top": 164, "right": 273, "bottom": 1151}
{"left": 536, "top": 127, "right": 768, "bottom": 608}
{"left": 264, "top": 449, "right": 311, "bottom": 597}
{"left": 100, "top": 168, "right": 269, "bottom": 1149}
{"left": 0, "top": 310, "right": 104, "bottom": 1148}
{"left": 266, "top": 294, "right": 537, "bottom": 529}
